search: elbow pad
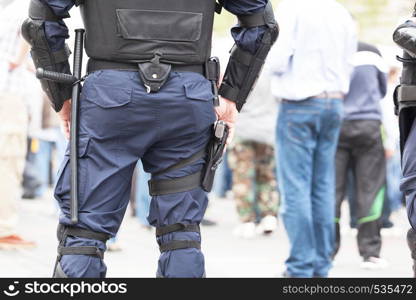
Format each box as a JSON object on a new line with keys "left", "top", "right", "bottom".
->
{"left": 393, "top": 22, "right": 416, "bottom": 58}
{"left": 21, "top": 0, "right": 72, "bottom": 112}
{"left": 219, "top": 1, "right": 279, "bottom": 111}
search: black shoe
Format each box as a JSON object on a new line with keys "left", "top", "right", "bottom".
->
{"left": 22, "top": 191, "right": 37, "bottom": 199}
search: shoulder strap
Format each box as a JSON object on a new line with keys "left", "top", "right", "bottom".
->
{"left": 215, "top": 0, "right": 223, "bottom": 14}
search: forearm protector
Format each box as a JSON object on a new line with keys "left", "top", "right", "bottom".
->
{"left": 393, "top": 21, "right": 416, "bottom": 58}
{"left": 219, "top": 1, "right": 279, "bottom": 111}
{"left": 393, "top": 21, "right": 416, "bottom": 152}
{"left": 21, "top": 0, "right": 72, "bottom": 112}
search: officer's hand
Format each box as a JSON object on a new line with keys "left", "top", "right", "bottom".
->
{"left": 215, "top": 97, "right": 238, "bottom": 145}
{"left": 58, "top": 99, "right": 71, "bottom": 139}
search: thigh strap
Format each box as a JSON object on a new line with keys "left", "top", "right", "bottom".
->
{"left": 148, "top": 149, "right": 206, "bottom": 196}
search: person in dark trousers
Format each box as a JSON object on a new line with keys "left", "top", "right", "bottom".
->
{"left": 334, "top": 42, "right": 388, "bottom": 269}
{"left": 22, "top": 0, "right": 278, "bottom": 277}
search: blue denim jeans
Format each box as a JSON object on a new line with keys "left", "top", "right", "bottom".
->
{"left": 135, "top": 160, "right": 151, "bottom": 226}
{"left": 276, "top": 98, "right": 343, "bottom": 277}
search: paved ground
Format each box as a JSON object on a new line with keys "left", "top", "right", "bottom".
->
{"left": 0, "top": 192, "right": 412, "bottom": 278}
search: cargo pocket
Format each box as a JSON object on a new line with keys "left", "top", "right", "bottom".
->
{"left": 81, "top": 82, "right": 132, "bottom": 138}
{"left": 115, "top": 9, "right": 202, "bottom": 56}
{"left": 184, "top": 80, "right": 216, "bottom": 133}
{"left": 116, "top": 9, "right": 202, "bottom": 42}
{"left": 84, "top": 83, "right": 132, "bottom": 109}
{"left": 54, "top": 136, "right": 91, "bottom": 213}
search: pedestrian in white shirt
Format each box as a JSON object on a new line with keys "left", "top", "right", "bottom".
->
{"left": 270, "top": 0, "right": 357, "bottom": 277}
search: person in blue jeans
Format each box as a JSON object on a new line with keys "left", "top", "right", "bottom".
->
{"left": 271, "top": 0, "right": 357, "bottom": 277}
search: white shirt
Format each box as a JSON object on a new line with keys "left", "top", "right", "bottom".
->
{"left": 269, "top": 0, "right": 357, "bottom": 100}
{"left": 0, "top": 0, "right": 30, "bottom": 94}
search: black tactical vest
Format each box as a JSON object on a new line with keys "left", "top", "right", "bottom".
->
{"left": 79, "top": 0, "right": 217, "bottom": 65}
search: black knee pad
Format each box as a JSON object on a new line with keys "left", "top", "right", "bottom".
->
{"left": 53, "top": 224, "right": 110, "bottom": 278}
{"left": 156, "top": 223, "right": 201, "bottom": 253}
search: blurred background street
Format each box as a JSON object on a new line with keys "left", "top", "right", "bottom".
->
{"left": 0, "top": 192, "right": 411, "bottom": 278}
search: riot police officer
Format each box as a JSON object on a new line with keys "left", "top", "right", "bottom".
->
{"left": 393, "top": 5, "right": 416, "bottom": 277}
{"left": 21, "top": 0, "right": 278, "bottom": 277}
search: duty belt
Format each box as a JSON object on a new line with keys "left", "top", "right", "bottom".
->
{"left": 87, "top": 58, "right": 220, "bottom": 104}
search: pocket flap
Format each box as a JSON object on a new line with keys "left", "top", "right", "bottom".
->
{"left": 116, "top": 9, "right": 202, "bottom": 42}
{"left": 65, "top": 136, "right": 90, "bottom": 158}
{"left": 85, "top": 83, "right": 132, "bottom": 108}
{"left": 184, "top": 81, "right": 213, "bottom": 102}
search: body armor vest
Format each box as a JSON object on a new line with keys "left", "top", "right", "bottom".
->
{"left": 79, "top": 0, "right": 217, "bottom": 65}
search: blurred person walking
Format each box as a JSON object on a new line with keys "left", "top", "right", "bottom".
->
{"left": 21, "top": 94, "right": 67, "bottom": 199}
{"left": 0, "top": 0, "right": 35, "bottom": 249}
{"left": 228, "top": 68, "right": 279, "bottom": 238}
{"left": 271, "top": 0, "right": 357, "bottom": 277}
{"left": 334, "top": 42, "right": 388, "bottom": 269}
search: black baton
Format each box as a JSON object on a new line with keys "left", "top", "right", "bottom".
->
{"left": 36, "top": 29, "right": 85, "bottom": 224}
{"left": 69, "top": 29, "right": 85, "bottom": 224}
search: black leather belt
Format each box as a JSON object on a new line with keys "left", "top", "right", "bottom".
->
{"left": 87, "top": 59, "right": 205, "bottom": 76}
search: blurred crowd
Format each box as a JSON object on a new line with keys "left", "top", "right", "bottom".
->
{"left": 0, "top": 0, "right": 408, "bottom": 277}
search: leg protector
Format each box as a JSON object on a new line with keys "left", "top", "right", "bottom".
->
{"left": 156, "top": 223, "right": 201, "bottom": 253}
{"left": 407, "top": 228, "right": 416, "bottom": 278}
{"left": 53, "top": 224, "right": 110, "bottom": 278}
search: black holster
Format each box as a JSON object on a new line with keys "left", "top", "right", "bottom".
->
{"left": 201, "top": 120, "right": 229, "bottom": 192}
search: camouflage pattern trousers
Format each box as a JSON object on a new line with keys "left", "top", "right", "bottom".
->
{"left": 228, "top": 140, "right": 279, "bottom": 223}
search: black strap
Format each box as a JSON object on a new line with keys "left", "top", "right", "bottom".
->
{"left": 218, "top": 83, "right": 240, "bottom": 102}
{"left": 215, "top": 0, "right": 224, "bottom": 14}
{"left": 396, "top": 85, "right": 416, "bottom": 102}
{"left": 238, "top": 12, "right": 267, "bottom": 28}
{"left": 64, "top": 227, "right": 110, "bottom": 243}
{"left": 156, "top": 223, "right": 200, "bottom": 237}
{"left": 159, "top": 240, "right": 201, "bottom": 252}
{"left": 58, "top": 246, "right": 104, "bottom": 259}
{"left": 87, "top": 59, "right": 205, "bottom": 76}
{"left": 153, "top": 150, "right": 206, "bottom": 177}
{"left": 148, "top": 171, "right": 202, "bottom": 196}
{"left": 74, "top": 0, "right": 84, "bottom": 6}
{"left": 29, "top": 0, "right": 65, "bottom": 21}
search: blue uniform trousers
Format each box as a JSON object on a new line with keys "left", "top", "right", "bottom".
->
{"left": 54, "top": 70, "right": 216, "bottom": 277}
{"left": 402, "top": 119, "right": 416, "bottom": 230}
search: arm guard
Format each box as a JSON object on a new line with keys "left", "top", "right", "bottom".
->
{"left": 219, "top": 1, "right": 279, "bottom": 111}
{"left": 21, "top": 0, "right": 72, "bottom": 112}
{"left": 393, "top": 21, "right": 416, "bottom": 153}
{"left": 393, "top": 22, "right": 416, "bottom": 58}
